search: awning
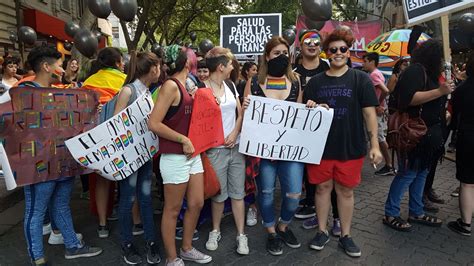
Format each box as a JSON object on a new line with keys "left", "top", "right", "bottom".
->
{"left": 23, "top": 9, "right": 73, "bottom": 42}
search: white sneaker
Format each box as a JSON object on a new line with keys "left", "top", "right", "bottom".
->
{"left": 205, "top": 230, "right": 221, "bottom": 251}
{"left": 48, "top": 231, "right": 83, "bottom": 245}
{"left": 236, "top": 234, "right": 249, "bottom": 255}
{"left": 246, "top": 208, "right": 257, "bottom": 227}
{"left": 42, "top": 223, "right": 51, "bottom": 236}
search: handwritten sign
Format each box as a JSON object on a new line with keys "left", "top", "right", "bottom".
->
{"left": 65, "top": 92, "right": 158, "bottom": 181}
{"left": 0, "top": 87, "right": 98, "bottom": 188}
{"left": 188, "top": 88, "right": 225, "bottom": 157}
{"left": 239, "top": 96, "right": 334, "bottom": 164}
{"left": 220, "top": 13, "right": 281, "bottom": 55}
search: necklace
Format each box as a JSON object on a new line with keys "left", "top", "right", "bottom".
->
{"left": 208, "top": 79, "right": 227, "bottom": 105}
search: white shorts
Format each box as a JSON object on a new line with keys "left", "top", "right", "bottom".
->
{"left": 159, "top": 154, "right": 204, "bottom": 184}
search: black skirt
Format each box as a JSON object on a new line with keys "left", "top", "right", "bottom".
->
{"left": 456, "top": 127, "right": 474, "bottom": 184}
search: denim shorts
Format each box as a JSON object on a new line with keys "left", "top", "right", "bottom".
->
{"left": 206, "top": 145, "right": 245, "bottom": 202}
{"left": 160, "top": 154, "right": 203, "bottom": 184}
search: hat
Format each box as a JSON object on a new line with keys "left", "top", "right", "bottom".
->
{"left": 299, "top": 29, "right": 321, "bottom": 44}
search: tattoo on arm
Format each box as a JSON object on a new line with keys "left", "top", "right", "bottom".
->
{"left": 177, "top": 136, "right": 183, "bottom": 143}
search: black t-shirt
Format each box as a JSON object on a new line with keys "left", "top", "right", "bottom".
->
{"left": 452, "top": 77, "right": 474, "bottom": 131}
{"left": 304, "top": 68, "right": 378, "bottom": 160}
{"left": 294, "top": 59, "right": 329, "bottom": 91}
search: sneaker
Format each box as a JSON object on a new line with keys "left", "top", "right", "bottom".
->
{"left": 48, "top": 231, "right": 83, "bottom": 245}
{"left": 65, "top": 242, "right": 103, "bottom": 259}
{"left": 331, "top": 218, "right": 342, "bottom": 237}
{"left": 276, "top": 226, "right": 301, "bottom": 248}
{"left": 132, "top": 224, "right": 144, "bottom": 236}
{"left": 309, "top": 231, "right": 330, "bottom": 251}
{"left": 303, "top": 216, "right": 319, "bottom": 230}
{"left": 79, "top": 191, "right": 90, "bottom": 200}
{"left": 32, "top": 258, "right": 47, "bottom": 265}
{"left": 339, "top": 235, "right": 361, "bottom": 257}
{"left": 246, "top": 207, "right": 258, "bottom": 226}
{"left": 122, "top": 243, "right": 142, "bottom": 265}
{"left": 166, "top": 257, "right": 185, "bottom": 266}
{"left": 236, "top": 234, "right": 249, "bottom": 255}
{"left": 180, "top": 247, "right": 212, "bottom": 264}
{"left": 451, "top": 187, "right": 460, "bottom": 197}
{"left": 426, "top": 189, "right": 445, "bottom": 204}
{"left": 205, "top": 230, "right": 221, "bottom": 251}
{"left": 423, "top": 196, "right": 439, "bottom": 213}
{"left": 295, "top": 206, "right": 316, "bottom": 219}
{"left": 42, "top": 223, "right": 51, "bottom": 236}
{"left": 176, "top": 228, "right": 199, "bottom": 241}
{"left": 298, "top": 198, "right": 306, "bottom": 207}
{"left": 145, "top": 241, "right": 162, "bottom": 264}
{"left": 266, "top": 233, "right": 283, "bottom": 256}
{"left": 107, "top": 208, "right": 118, "bottom": 221}
{"left": 97, "top": 225, "right": 110, "bottom": 238}
{"left": 375, "top": 165, "right": 396, "bottom": 176}
{"left": 447, "top": 218, "right": 471, "bottom": 236}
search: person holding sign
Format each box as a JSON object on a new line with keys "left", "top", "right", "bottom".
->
{"left": 243, "top": 36, "right": 306, "bottom": 256}
{"left": 201, "top": 47, "right": 248, "bottom": 255}
{"left": 148, "top": 45, "right": 212, "bottom": 265}
{"left": 113, "top": 51, "right": 162, "bottom": 265}
{"left": 304, "top": 28, "right": 382, "bottom": 258}
{"left": 18, "top": 46, "right": 102, "bottom": 265}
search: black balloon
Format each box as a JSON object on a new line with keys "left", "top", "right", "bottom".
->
{"left": 459, "top": 13, "right": 474, "bottom": 33}
{"left": 199, "top": 39, "right": 214, "bottom": 54}
{"left": 65, "top": 21, "right": 80, "bottom": 38}
{"left": 88, "top": 0, "right": 111, "bottom": 18}
{"left": 289, "top": 25, "right": 297, "bottom": 31}
{"left": 110, "top": 0, "right": 137, "bottom": 22}
{"left": 301, "top": 0, "right": 332, "bottom": 21}
{"left": 189, "top": 31, "right": 197, "bottom": 42}
{"left": 63, "top": 42, "right": 73, "bottom": 51}
{"left": 9, "top": 32, "right": 17, "bottom": 42}
{"left": 304, "top": 17, "right": 326, "bottom": 31}
{"left": 18, "top": 26, "right": 37, "bottom": 45}
{"left": 151, "top": 43, "right": 162, "bottom": 57}
{"left": 282, "top": 29, "right": 296, "bottom": 46}
{"left": 74, "top": 29, "right": 98, "bottom": 58}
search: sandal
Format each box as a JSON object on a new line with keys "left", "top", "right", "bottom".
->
{"left": 383, "top": 216, "right": 413, "bottom": 232}
{"left": 408, "top": 214, "right": 443, "bottom": 227}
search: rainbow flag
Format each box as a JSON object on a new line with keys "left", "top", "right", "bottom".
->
{"left": 267, "top": 78, "right": 286, "bottom": 90}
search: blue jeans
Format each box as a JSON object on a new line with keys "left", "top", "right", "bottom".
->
{"left": 118, "top": 161, "right": 156, "bottom": 245}
{"left": 24, "top": 177, "right": 81, "bottom": 261}
{"left": 256, "top": 159, "right": 304, "bottom": 227}
{"left": 385, "top": 159, "right": 429, "bottom": 217}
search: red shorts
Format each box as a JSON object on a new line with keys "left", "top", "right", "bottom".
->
{"left": 307, "top": 157, "right": 365, "bottom": 188}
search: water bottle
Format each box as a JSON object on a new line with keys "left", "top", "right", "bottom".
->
{"left": 444, "top": 62, "right": 451, "bottom": 82}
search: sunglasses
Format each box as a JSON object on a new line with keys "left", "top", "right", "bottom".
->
{"left": 303, "top": 38, "right": 321, "bottom": 46}
{"left": 328, "top": 46, "right": 349, "bottom": 54}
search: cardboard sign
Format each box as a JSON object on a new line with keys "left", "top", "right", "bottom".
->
{"left": 0, "top": 87, "right": 98, "bottom": 188}
{"left": 239, "top": 96, "right": 334, "bottom": 164}
{"left": 65, "top": 92, "right": 158, "bottom": 181}
{"left": 188, "top": 88, "right": 225, "bottom": 157}
{"left": 220, "top": 13, "right": 282, "bottom": 55}
{"left": 403, "top": 0, "right": 473, "bottom": 25}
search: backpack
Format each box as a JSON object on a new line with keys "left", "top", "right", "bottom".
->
{"left": 99, "top": 82, "right": 138, "bottom": 123}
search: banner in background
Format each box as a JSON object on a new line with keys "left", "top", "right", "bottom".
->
{"left": 239, "top": 96, "right": 334, "bottom": 164}
{"left": 220, "top": 13, "right": 281, "bottom": 55}
{"left": 65, "top": 93, "right": 158, "bottom": 181}
{"left": 0, "top": 87, "right": 98, "bottom": 188}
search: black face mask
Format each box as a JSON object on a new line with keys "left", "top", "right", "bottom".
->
{"left": 267, "top": 54, "right": 289, "bottom": 77}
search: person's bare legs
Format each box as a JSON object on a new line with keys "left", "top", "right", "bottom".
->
{"left": 231, "top": 199, "right": 245, "bottom": 235}
{"left": 211, "top": 201, "right": 224, "bottom": 232}
{"left": 162, "top": 183, "right": 187, "bottom": 262}
{"left": 380, "top": 141, "right": 392, "bottom": 168}
{"left": 95, "top": 178, "right": 110, "bottom": 226}
{"left": 334, "top": 182, "right": 354, "bottom": 236}
{"left": 182, "top": 173, "right": 204, "bottom": 251}
{"left": 460, "top": 183, "right": 474, "bottom": 224}
{"left": 315, "top": 179, "right": 334, "bottom": 232}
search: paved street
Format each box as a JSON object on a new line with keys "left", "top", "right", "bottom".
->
{"left": 0, "top": 159, "right": 473, "bottom": 265}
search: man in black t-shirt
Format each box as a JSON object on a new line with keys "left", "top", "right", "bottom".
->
{"left": 303, "top": 29, "right": 382, "bottom": 258}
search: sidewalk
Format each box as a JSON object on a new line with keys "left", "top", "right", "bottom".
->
{"left": 0, "top": 160, "right": 473, "bottom": 265}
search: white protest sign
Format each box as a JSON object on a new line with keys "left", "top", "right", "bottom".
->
{"left": 65, "top": 93, "right": 158, "bottom": 181}
{"left": 239, "top": 96, "right": 334, "bottom": 164}
{"left": 220, "top": 13, "right": 281, "bottom": 55}
{"left": 0, "top": 143, "right": 17, "bottom": 190}
{"left": 403, "top": 0, "right": 473, "bottom": 25}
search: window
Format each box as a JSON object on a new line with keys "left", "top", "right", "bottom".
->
{"left": 61, "top": 0, "right": 71, "bottom": 12}
{"left": 78, "top": 0, "right": 86, "bottom": 17}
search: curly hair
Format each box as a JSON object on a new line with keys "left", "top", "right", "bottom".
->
{"left": 322, "top": 28, "right": 355, "bottom": 52}
{"left": 411, "top": 39, "right": 442, "bottom": 81}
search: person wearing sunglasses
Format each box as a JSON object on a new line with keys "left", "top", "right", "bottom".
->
{"left": 303, "top": 28, "right": 382, "bottom": 258}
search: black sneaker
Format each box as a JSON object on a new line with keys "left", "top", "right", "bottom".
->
{"left": 266, "top": 233, "right": 283, "bottom": 256}
{"left": 426, "top": 189, "right": 445, "bottom": 204}
{"left": 295, "top": 206, "right": 316, "bottom": 219}
{"left": 276, "top": 226, "right": 301, "bottom": 248}
{"left": 145, "top": 241, "right": 162, "bottom": 264}
{"left": 309, "top": 231, "right": 330, "bottom": 251}
{"left": 339, "top": 235, "right": 361, "bottom": 257}
{"left": 64, "top": 242, "right": 103, "bottom": 259}
{"left": 447, "top": 218, "right": 471, "bottom": 236}
{"left": 132, "top": 224, "right": 144, "bottom": 236}
{"left": 451, "top": 187, "right": 460, "bottom": 197}
{"left": 122, "top": 243, "right": 143, "bottom": 265}
{"left": 374, "top": 165, "right": 396, "bottom": 176}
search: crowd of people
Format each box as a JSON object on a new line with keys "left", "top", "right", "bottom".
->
{"left": 0, "top": 26, "right": 472, "bottom": 266}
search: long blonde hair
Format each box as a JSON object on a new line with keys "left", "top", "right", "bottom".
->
{"left": 258, "top": 36, "right": 297, "bottom": 84}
